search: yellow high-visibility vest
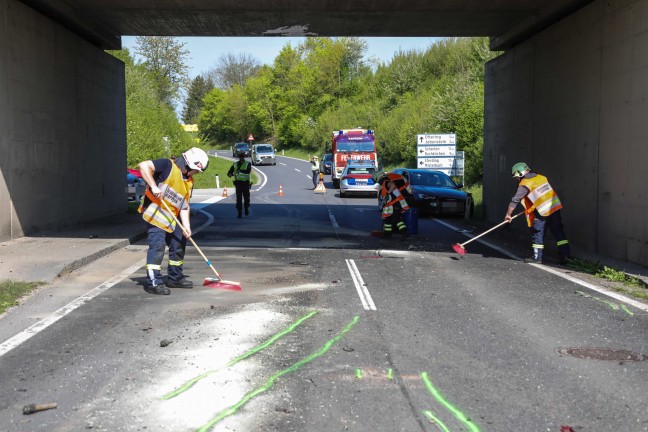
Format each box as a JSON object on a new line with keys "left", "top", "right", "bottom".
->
{"left": 520, "top": 174, "right": 562, "bottom": 226}
{"left": 139, "top": 162, "right": 193, "bottom": 233}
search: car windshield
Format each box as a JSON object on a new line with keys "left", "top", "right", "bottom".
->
{"left": 336, "top": 139, "right": 375, "bottom": 152}
{"left": 255, "top": 145, "right": 273, "bottom": 152}
{"left": 347, "top": 166, "right": 375, "bottom": 175}
{"left": 408, "top": 171, "right": 456, "bottom": 188}
{"left": 236, "top": 144, "right": 249, "bottom": 150}
{"left": 323, "top": 154, "right": 332, "bottom": 161}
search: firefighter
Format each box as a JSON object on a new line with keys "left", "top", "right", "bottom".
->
{"left": 505, "top": 162, "right": 571, "bottom": 264}
{"left": 227, "top": 151, "right": 252, "bottom": 218}
{"left": 379, "top": 175, "right": 411, "bottom": 239}
{"left": 138, "top": 147, "right": 209, "bottom": 295}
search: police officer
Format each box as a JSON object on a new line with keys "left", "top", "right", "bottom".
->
{"left": 310, "top": 156, "right": 320, "bottom": 189}
{"left": 138, "top": 147, "right": 209, "bottom": 295}
{"left": 505, "top": 162, "right": 571, "bottom": 264}
{"left": 228, "top": 152, "right": 252, "bottom": 218}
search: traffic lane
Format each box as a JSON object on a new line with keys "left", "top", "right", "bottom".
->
{"left": 348, "top": 250, "right": 648, "bottom": 431}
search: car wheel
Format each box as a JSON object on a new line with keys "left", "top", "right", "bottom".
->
{"left": 340, "top": 189, "right": 346, "bottom": 198}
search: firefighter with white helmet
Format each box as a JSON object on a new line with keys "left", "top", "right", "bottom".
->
{"left": 137, "top": 147, "right": 209, "bottom": 295}
{"left": 505, "top": 162, "right": 571, "bottom": 264}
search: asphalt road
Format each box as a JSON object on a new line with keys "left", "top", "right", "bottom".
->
{"left": 0, "top": 153, "right": 647, "bottom": 431}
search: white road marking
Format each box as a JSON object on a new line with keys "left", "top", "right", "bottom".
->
{"left": 346, "top": 259, "right": 377, "bottom": 311}
{"left": 0, "top": 260, "right": 146, "bottom": 358}
{"left": 294, "top": 168, "right": 301, "bottom": 172}
{"left": 434, "top": 218, "right": 648, "bottom": 312}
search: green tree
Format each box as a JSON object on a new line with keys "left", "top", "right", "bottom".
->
{"left": 135, "top": 36, "right": 190, "bottom": 107}
{"left": 182, "top": 74, "right": 215, "bottom": 124}
{"left": 208, "top": 52, "right": 261, "bottom": 89}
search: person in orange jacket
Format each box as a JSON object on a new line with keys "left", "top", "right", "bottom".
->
{"left": 505, "top": 162, "right": 571, "bottom": 264}
{"left": 378, "top": 173, "right": 412, "bottom": 239}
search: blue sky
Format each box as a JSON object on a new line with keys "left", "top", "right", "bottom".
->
{"left": 121, "top": 36, "right": 440, "bottom": 78}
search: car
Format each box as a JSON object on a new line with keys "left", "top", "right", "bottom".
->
{"left": 251, "top": 143, "right": 276, "bottom": 165}
{"left": 232, "top": 142, "right": 251, "bottom": 157}
{"left": 319, "top": 153, "right": 332, "bottom": 174}
{"left": 339, "top": 161, "right": 380, "bottom": 197}
{"left": 388, "top": 168, "right": 473, "bottom": 217}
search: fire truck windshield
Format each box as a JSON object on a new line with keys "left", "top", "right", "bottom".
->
{"left": 336, "top": 139, "right": 375, "bottom": 152}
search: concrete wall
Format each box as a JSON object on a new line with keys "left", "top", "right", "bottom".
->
{"left": 0, "top": 0, "right": 126, "bottom": 241}
{"left": 484, "top": 0, "right": 648, "bottom": 266}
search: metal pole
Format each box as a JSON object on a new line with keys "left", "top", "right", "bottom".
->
{"left": 215, "top": 174, "right": 220, "bottom": 189}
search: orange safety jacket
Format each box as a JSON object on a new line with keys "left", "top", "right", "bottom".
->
{"left": 381, "top": 189, "right": 410, "bottom": 218}
{"left": 379, "top": 173, "right": 412, "bottom": 200}
{"left": 519, "top": 173, "right": 562, "bottom": 227}
{"left": 139, "top": 162, "right": 193, "bottom": 233}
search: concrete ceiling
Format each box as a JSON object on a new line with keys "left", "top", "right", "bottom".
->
{"left": 20, "top": 0, "right": 593, "bottom": 51}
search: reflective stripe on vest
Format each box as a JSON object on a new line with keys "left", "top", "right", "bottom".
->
{"left": 382, "top": 189, "right": 409, "bottom": 218}
{"left": 233, "top": 160, "right": 250, "bottom": 182}
{"left": 140, "top": 163, "right": 193, "bottom": 233}
{"left": 520, "top": 174, "right": 562, "bottom": 217}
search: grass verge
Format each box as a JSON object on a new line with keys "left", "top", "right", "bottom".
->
{"left": 567, "top": 258, "right": 648, "bottom": 300}
{"left": 0, "top": 280, "right": 45, "bottom": 315}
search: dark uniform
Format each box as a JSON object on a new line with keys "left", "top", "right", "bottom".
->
{"left": 228, "top": 155, "right": 252, "bottom": 218}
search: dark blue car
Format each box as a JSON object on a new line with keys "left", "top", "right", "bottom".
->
{"left": 390, "top": 168, "right": 473, "bottom": 218}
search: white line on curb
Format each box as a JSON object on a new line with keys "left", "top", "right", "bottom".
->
{"left": 434, "top": 218, "right": 648, "bottom": 312}
{"left": 346, "top": 259, "right": 377, "bottom": 311}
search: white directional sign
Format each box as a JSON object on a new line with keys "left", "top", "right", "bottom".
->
{"left": 417, "top": 145, "right": 456, "bottom": 157}
{"left": 416, "top": 133, "right": 456, "bottom": 145}
{"left": 418, "top": 157, "right": 464, "bottom": 176}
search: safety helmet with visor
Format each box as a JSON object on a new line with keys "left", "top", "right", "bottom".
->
{"left": 182, "top": 147, "right": 209, "bottom": 172}
{"left": 511, "top": 162, "right": 530, "bottom": 178}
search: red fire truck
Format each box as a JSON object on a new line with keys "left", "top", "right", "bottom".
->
{"left": 330, "top": 129, "right": 378, "bottom": 188}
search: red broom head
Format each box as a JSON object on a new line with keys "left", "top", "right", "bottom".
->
{"left": 452, "top": 243, "right": 466, "bottom": 256}
{"left": 203, "top": 278, "right": 242, "bottom": 291}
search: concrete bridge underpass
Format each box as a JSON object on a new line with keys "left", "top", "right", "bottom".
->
{"left": 1, "top": 0, "right": 647, "bottom": 267}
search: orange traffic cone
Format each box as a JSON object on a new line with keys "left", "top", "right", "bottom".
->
{"left": 278, "top": 184, "right": 284, "bottom": 196}
{"left": 222, "top": 187, "right": 228, "bottom": 198}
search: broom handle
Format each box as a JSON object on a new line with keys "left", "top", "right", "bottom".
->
{"left": 460, "top": 212, "right": 524, "bottom": 247}
{"left": 158, "top": 199, "right": 223, "bottom": 280}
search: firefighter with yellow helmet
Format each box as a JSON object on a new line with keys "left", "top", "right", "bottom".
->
{"left": 505, "top": 162, "right": 571, "bottom": 264}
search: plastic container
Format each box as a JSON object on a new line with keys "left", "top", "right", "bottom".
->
{"left": 403, "top": 207, "right": 419, "bottom": 235}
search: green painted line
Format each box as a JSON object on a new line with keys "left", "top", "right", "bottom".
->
{"left": 421, "top": 372, "right": 480, "bottom": 432}
{"left": 621, "top": 304, "right": 635, "bottom": 316}
{"left": 576, "top": 290, "right": 619, "bottom": 311}
{"left": 387, "top": 368, "right": 393, "bottom": 380}
{"left": 355, "top": 368, "right": 363, "bottom": 379}
{"left": 196, "top": 316, "right": 360, "bottom": 432}
{"left": 423, "top": 410, "right": 452, "bottom": 432}
{"left": 162, "top": 310, "right": 318, "bottom": 400}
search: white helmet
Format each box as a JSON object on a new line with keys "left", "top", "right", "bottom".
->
{"left": 182, "top": 147, "right": 209, "bottom": 172}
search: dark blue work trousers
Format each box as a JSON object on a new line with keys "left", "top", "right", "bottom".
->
{"left": 234, "top": 181, "right": 250, "bottom": 215}
{"left": 530, "top": 209, "right": 570, "bottom": 261}
{"left": 145, "top": 222, "right": 186, "bottom": 287}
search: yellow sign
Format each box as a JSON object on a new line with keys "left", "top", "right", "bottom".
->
{"left": 182, "top": 124, "right": 198, "bottom": 132}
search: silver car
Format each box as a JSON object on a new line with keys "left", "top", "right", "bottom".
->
{"left": 251, "top": 143, "right": 276, "bottom": 165}
{"left": 339, "top": 161, "right": 379, "bottom": 197}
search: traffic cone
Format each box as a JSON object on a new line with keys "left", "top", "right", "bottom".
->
{"left": 278, "top": 184, "right": 284, "bottom": 196}
{"left": 314, "top": 179, "right": 326, "bottom": 193}
{"left": 222, "top": 187, "right": 228, "bottom": 197}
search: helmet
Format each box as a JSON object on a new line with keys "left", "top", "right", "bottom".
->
{"left": 183, "top": 147, "right": 209, "bottom": 172}
{"left": 511, "top": 162, "right": 530, "bottom": 178}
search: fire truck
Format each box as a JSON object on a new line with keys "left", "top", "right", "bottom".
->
{"left": 330, "top": 129, "right": 378, "bottom": 188}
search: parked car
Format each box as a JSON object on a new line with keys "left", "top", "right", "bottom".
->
{"left": 251, "top": 143, "right": 276, "bottom": 165}
{"left": 232, "top": 142, "right": 251, "bottom": 157}
{"left": 388, "top": 168, "right": 473, "bottom": 217}
{"left": 320, "top": 153, "right": 332, "bottom": 174}
{"left": 340, "top": 161, "right": 379, "bottom": 197}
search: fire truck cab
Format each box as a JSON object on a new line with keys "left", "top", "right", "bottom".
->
{"left": 330, "top": 129, "right": 378, "bottom": 189}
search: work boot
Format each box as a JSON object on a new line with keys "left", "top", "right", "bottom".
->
{"left": 523, "top": 257, "right": 543, "bottom": 264}
{"left": 167, "top": 278, "right": 193, "bottom": 288}
{"left": 400, "top": 229, "right": 409, "bottom": 240}
{"left": 144, "top": 284, "right": 170, "bottom": 295}
{"left": 237, "top": 212, "right": 242, "bottom": 219}
{"left": 383, "top": 232, "right": 392, "bottom": 239}
{"left": 245, "top": 208, "right": 249, "bottom": 216}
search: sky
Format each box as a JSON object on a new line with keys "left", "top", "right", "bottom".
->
{"left": 121, "top": 36, "right": 440, "bottom": 79}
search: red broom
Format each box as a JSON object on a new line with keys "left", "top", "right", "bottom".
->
{"left": 159, "top": 199, "right": 242, "bottom": 291}
{"left": 452, "top": 212, "right": 523, "bottom": 257}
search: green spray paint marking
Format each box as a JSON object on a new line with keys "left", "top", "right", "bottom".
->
{"left": 387, "top": 368, "right": 393, "bottom": 380}
{"left": 162, "top": 310, "right": 318, "bottom": 400}
{"left": 355, "top": 368, "right": 363, "bottom": 379}
{"left": 423, "top": 410, "right": 452, "bottom": 432}
{"left": 421, "top": 372, "right": 480, "bottom": 432}
{"left": 576, "top": 290, "right": 619, "bottom": 311}
{"left": 196, "top": 316, "right": 360, "bottom": 432}
{"left": 621, "top": 304, "right": 634, "bottom": 316}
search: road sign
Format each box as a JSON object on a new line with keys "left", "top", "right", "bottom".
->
{"left": 417, "top": 157, "right": 463, "bottom": 169}
{"left": 417, "top": 145, "right": 456, "bottom": 157}
{"left": 247, "top": 134, "right": 255, "bottom": 141}
{"left": 416, "top": 133, "right": 456, "bottom": 145}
